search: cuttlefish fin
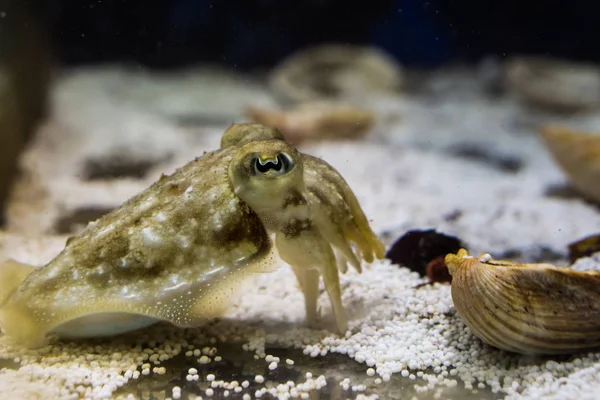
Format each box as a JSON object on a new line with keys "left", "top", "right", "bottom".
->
{"left": 0, "top": 259, "right": 36, "bottom": 306}
{"left": 0, "top": 259, "right": 46, "bottom": 348}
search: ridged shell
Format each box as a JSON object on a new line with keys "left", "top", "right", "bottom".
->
{"left": 445, "top": 249, "right": 600, "bottom": 355}
{"left": 539, "top": 126, "right": 600, "bottom": 203}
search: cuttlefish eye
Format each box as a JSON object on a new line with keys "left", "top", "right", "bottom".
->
{"left": 252, "top": 153, "right": 294, "bottom": 176}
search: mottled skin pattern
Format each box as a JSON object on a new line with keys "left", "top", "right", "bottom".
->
{"left": 0, "top": 123, "right": 384, "bottom": 348}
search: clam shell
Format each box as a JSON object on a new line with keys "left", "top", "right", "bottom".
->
{"left": 446, "top": 249, "right": 600, "bottom": 355}
{"left": 505, "top": 56, "right": 600, "bottom": 111}
{"left": 269, "top": 44, "right": 403, "bottom": 104}
{"left": 244, "top": 103, "right": 375, "bottom": 145}
{"left": 539, "top": 126, "right": 600, "bottom": 203}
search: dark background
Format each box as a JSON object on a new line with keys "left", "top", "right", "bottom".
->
{"left": 34, "top": 0, "right": 600, "bottom": 69}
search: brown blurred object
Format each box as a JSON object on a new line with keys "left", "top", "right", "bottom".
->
{"left": 568, "top": 234, "right": 600, "bottom": 264}
{"left": 415, "top": 255, "right": 453, "bottom": 288}
{"left": 269, "top": 44, "right": 403, "bottom": 104}
{"left": 505, "top": 56, "right": 600, "bottom": 112}
{"left": 0, "top": 0, "right": 52, "bottom": 224}
{"left": 245, "top": 103, "right": 375, "bottom": 145}
{"left": 385, "top": 229, "right": 465, "bottom": 278}
{"left": 539, "top": 126, "right": 600, "bottom": 203}
{"left": 426, "top": 256, "right": 453, "bottom": 284}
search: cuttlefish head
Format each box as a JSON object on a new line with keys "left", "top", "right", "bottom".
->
{"left": 227, "top": 127, "right": 385, "bottom": 334}
{"left": 221, "top": 123, "right": 285, "bottom": 149}
{"left": 228, "top": 139, "right": 308, "bottom": 229}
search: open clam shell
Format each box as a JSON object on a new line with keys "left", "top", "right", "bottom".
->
{"left": 445, "top": 249, "right": 600, "bottom": 355}
{"left": 539, "top": 126, "right": 600, "bottom": 203}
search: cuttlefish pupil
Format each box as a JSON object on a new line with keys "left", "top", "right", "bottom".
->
{"left": 254, "top": 153, "right": 293, "bottom": 175}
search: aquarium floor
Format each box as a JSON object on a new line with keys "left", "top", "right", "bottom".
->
{"left": 2, "top": 65, "right": 600, "bottom": 399}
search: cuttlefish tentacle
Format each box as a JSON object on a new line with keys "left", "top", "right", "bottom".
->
{"left": 289, "top": 263, "right": 321, "bottom": 324}
{"left": 276, "top": 229, "right": 347, "bottom": 332}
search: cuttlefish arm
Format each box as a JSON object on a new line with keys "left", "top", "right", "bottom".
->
{"left": 302, "top": 154, "right": 385, "bottom": 270}
{"left": 276, "top": 155, "right": 384, "bottom": 333}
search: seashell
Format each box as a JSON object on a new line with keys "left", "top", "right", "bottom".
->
{"left": 505, "top": 56, "right": 600, "bottom": 112}
{"left": 568, "top": 233, "right": 600, "bottom": 263}
{"left": 245, "top": 103, "right": 375, "bottom": 145}
{"left": 445, "top": 249, "right": 600, "bottom": 355}
{"left": 539, "top": 125, "right": 600, "bottom": 203}
{"left": 269, "top": 44, "right": 403, "bottom": 104}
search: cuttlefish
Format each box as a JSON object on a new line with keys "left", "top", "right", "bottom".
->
{"left": 0, "top": 123, "right": 384, "bottom": 348}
